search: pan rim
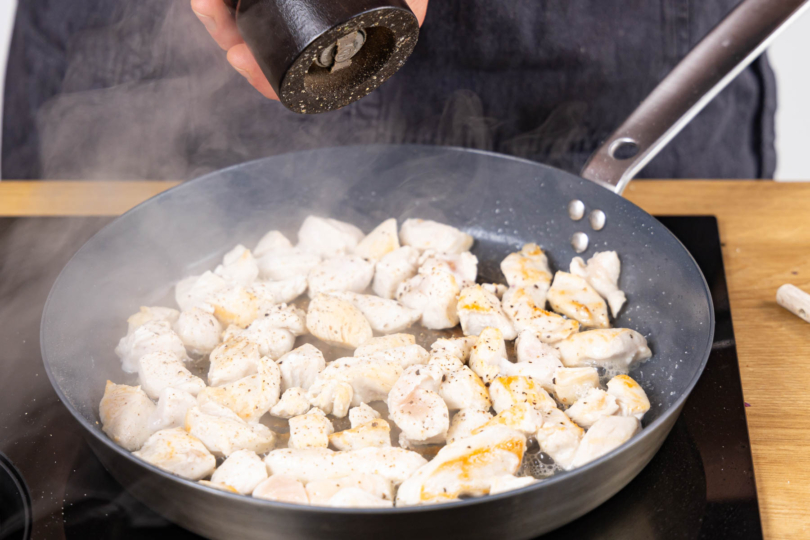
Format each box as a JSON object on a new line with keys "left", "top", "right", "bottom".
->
{"left": 40, "top": 143, "right": 714, "bottom": 515}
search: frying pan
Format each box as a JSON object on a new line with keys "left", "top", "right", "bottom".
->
{"left": 40, "top": 0, "right": 807, "bottom": 538}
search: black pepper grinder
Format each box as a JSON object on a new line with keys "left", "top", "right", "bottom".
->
{"left": 229, "top": 0, "right": 420, "bottom": 114}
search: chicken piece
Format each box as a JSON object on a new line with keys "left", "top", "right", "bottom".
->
{"left": 289, "top": 409, "right": 334, "bottom": 449}
{"left": 133, "top": 428, "right": 216, "bottom": 480}
{"left": 137, "top": 351, "right": 206, "bottom": 400}
{"left": 481, "top": 283, "right": 508, "bottom": 299}
{"left": 175, "top": 271, "right": 229, "bottom": 313}
{"left": 570, "top": 251, "right": 626, "bottom": 317}
{"left": 306, "top": 294, "right": 373, "bottom": 349}
{"left": 214, "top": 245, "right": 260, "bottom": 287}
{"left": 256, "top": 302, "right": 308, "bottom": 335}
{"left": 354, "top": 218, "right": 400, "bottom": 261}
{"left": 489, "top": 475, "right": 537, "bottom": 495}
{"left": 369, "top": 344, "right": 430, "bottom": 369}
{"left": 354, "top": 334, "right": 415, "bottom": 356}
{"left": 457, "top": 285, "right": 517, "bottom": 339}
{"left": 209, "top": 450, "right": 268, "bottom": 495}
{"left": 328, "top": 292, "right": 420, "bottom": 334}
{"left": 372, "top": 246, "right": 420, "bottom": 299}
{"left": 257, "top": 249, "right": 322, "bottom": 281}
{"left": 565, "top": 388, "right": 620, "bottom": 428}
{"left": 126, "top": 306, "right": 179, "bottom": 335}
{"left": 277, "top": 344, "right": 326, "bottom": 392}
{"left": 252, "top": 475, "right": 309, "bottom": 504}
{"left": 224, "top": 323, "right": 294, "bottom": 361}
{"left": 473, "top": 403, "right": 544, "bottom": 436}
{"left": 329, "top": 419, "right": 392, "bottom": 451}
{"left": 318, "top": 355, "right": 404, "bottom": 405}
{"left": 399, "top": 218, "right": 474, "bottom": 254}
{"left": 428, "top": 353, "right": 464, "bottom": 376}
{"left": 500, "top": 244, "right": 553, "bottom": 308}
{"left": 396, "top": 268, "right": 461, "bottom": 330}
{"left": 115, "top": 320, "right": 187, "bottom": 374}
{"left": 553, "top": 367, "right": 600, "bottom": 406}
{"left": 546, "top": 272, "right": 610, "bottom": 329}
{"left": 571, "top": 416, "right": 640, "bottom": 469}
{"left": 348, "top": 403, "right": 381, "bottom": 428}
{"left": 494, "top": 331, "right": 563, "bottom": 393}
{"left": 535, "top": 409, "right": 584, "bottom": 471}
{"left": 607, "top": 374, "right": 650, "bottom": 420}
{"left": 207, "top": 284, "right": 260, "bottom": 329}
{"left": 446, "top": 409, "right": 493, "bottom": 444}
{"left": 555, "top": 329, "right": 652, "bottom": 371}
{"left": 207, "top": 338, "right": 262, "bottom": 387}
{"left": 468, "top": 327, "right": 508, "bottom": 385}
{"left": 396, "top": 426, "right": 525, "bottom": 506}
{"left": 185, "top": 402, "right": 276, "bottom": 457}
{"left": 148, "top": 388, "right": 198, "bottom": 432}
{"left": 253, "top": 229, "right": 293, "bottom": 258}
{"left": 306, "top": 380, "right": 353, "bottom": 418}
{"left": 307, "top": 255, "right": 375, "bottom": 297}
{"left": 387, "top": 364, "right": 449, "bottom": 446}
{"left": 270, "top": 387, "right": 311, "bottom": 419}
{"left": 306, "top": 473, "right": 394, "bottom": 505}
{"left": 99, "top": 381, "right": 156, "bottom": 451}
{"left": 264, "top": 447, "right": 428, "bottom": 485}
{"left": 174, "top": 308, "right": 222, "bottom": 356}
{"left": 501, "top": 287, "right": 580, "bottom": 343}
{"left": 489, "top": 376, "right": 557, "bottom": 415}
{"left": 430, "top": 336, "right": 478, "bottom": 362}
{"left": 439, "top": 366, "right": 491, "bottom": 411}
{"left": 297, "top": 216, "right": 365, "bottom": 259}
{"left": 418, "top": 250, "right": 478, "bottom": 289}
{"left": 197, "top": 362, "right": 281, "bottom": 423}
{"left": 328, "top": 488, "right": 394, "bottom": 508}
{"left": 249, "top": 277, "right": 308, "bottom": 309}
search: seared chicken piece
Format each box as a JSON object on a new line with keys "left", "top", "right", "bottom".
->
{"left": 206, "top": 284, "right": 259, "bottom": 329}
{"left": 396, "top": 426, "right": 525, "bottom": 506}
{"left": 481, "top": 283, "right": 508, "bottom": 299}
{"left": 308, "top": 255, "right": 375, "bottom": 297}
{"left": 264, "top": 447, "right": 428, "bottom": 485}
{"left": 214, "top": 245, "right": 259, "bottom": 287}
{"left": 115, "top": 319, "right": 187, "bottom": 374}
{"left": 489, "top": 475, "right": 537, "bottom": 495}
{"left": 369, "top": 344, "right": 430, "bottom": 369}
{"left": 494, "top": 331, "right": 563, "bottom": 392}
{"left": 289, "top": 409, "right": 334, "bottom": 449}
{"left": 349, "top": 403, "right": 381, "bottom": 428}
{"left": 457, "top": 285, "right": 517, "bottom": 339}
{"left": 546, "top": 272, "right": 610, "bottom": 329}
{"left": 446, "top": 409, "right": 493, "bottom": 444}
{"left": 133, "top": 428, "right": 215, "bottom": 480}
{"left": 354, "top": 218, "right": 400, "bottom": 261}
{"left": 607, "top": 374, "right": 650, "bottom": 420}
{"left": 137, "top": 351, "right": 206, "bottom": 400}
{"left": 329, "top": 419, "right": 392, "bottom": 451}
{"left": 270, "top": 387, "right": 311, "bottom": 419}
{"left": 399, "top": 218, "right": 474, "bottom": 254}
{"left": 565, "top": 388, "right": 620, "bottom": 429}
{"left": 185, "top": 402, "right": 276, "bottom": 457}
{"left": 253, "top": 229, "right": 293, "bottom": 258}
{"left": 502, "top": 287, "right": 580, "bottom": 343}
{"left": 468, "top": 327, "right": 508, "bottom": 385}
{"left": 257, "top": 249, "right": 322, "bottom": 281}
{"left": 197, "top": 361, "right": 281, "bottom": 423}
{"left": 99, "top": 381, "right": 156, "bottom": 451}
{"left": 175, "top": 271, "right": 229, "bottom": 313}
{"left": 207, "top": 338, "right": 262, "bottom": 387}
{"left": 396, "top": 268, "right": 461, "bottom": 330}
{"left": 306, "top": 473, "right": 394, "bottom": 505}
{"left": 252, "top": 475, "right": 309, "bottom": 504}
{"left": 306, "top": 380, "right": 354, "bottom": 418}
{"left": 418, "top": 250, "right": 478, "bottom": 289}
{"left": 500, "top": 244, "right": 553, "bottom": 308}
{"left": 222, "top": 322, "right": 293, "bottom": 361}
{"left": 570, "top": 251, "right": 626, "bottom": 317}
{"left": 430, "top": 335, "right": 478, "bottom": 362}
{"left": 328, "top": 488, "right": 394, "bottom": 508}
{"left": 148, "top": 388, "right": 198, "bottom": 432}
{"left": 261, "top": 303, "right": 308, "bottom": 334}
{"left": 555, "top": 329, "right": 652, "bottom": 371}
{"left": 535, "top": 408, "right": 584, "bottom": 471}
{"left": 306, "top": 294, "right": 373, "bottom": 349}
{"left": 428, "top": 353, "right": 464, "bottom": 376}
{"left": 372, "top": 246, "right": 420, "bottom": 299}
{"left": 126, "top": 306, "right": 179, "bottom": 335}
{"left": 316, "top": 355, "right": 403, "bottom": 406}
{"left": 553, "top": 367, "right": 600, "bottom": 406}
{"left": 174, "top": 307, "right": 222, "bottom": 356}
{"left": 489, "top": 376, "right": 557, "bottom": 415}
{"left": 209, "top": 450, "right": 268, "bottom": 495}
{"left": 249, "top": 276, "right": 308, "bottom": 309}
{"left": 278, "top": 344, "right": 326, "bottom": 391}
{"left": 354, "top": 334, "right": 415, "bottom": 356}
{"left": 297, "top": 216, "right": 365, "bottom": 259}
{"left": 388, "top": 364, "right": 449, "bottom": 446}
{"left": 331, "top": 291, "right": 420, "bottom": 334}
{"left": 571, "top": 416, "right": 640, "bottom": 469}
{"left": 439, "top": 366, "right": 491, "bottom": 412}
{"left": 473, "top": 403, "right": 544, "bottom": 436}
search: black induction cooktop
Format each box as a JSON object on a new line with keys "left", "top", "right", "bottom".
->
{"left": 0, "top": 216, "right": 761, "bottom": 540}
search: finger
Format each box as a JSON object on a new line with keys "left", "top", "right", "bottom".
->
{"left": 227, "top": 44, "right": 280, "bottom": 101}
{"left": 190, "top": 0, "right": 244, "bottom": 50}
{"left": 406, "top": 0, "right": 429, "bottom": 26}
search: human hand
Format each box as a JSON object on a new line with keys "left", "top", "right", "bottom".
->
{"left": 190, "top": 0, "right": 429, "bottom": 100}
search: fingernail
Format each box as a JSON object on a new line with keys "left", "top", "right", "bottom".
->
{"left": 233, "top": 66, "right": 251, "bottom": 80}
{"left": 193, "top": 10, "right": 217, "bottom": 33}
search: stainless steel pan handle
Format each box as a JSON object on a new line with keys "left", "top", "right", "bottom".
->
{"left": 581, "top": 0, "right": 810, "bottom": 194}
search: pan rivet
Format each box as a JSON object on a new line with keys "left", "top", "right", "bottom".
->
{"left": 589, "top": 210, "right": 606, "bottom": 231}
{"left": 571, "top": 232, "right": 589, "bottom": 253}
{"left": 568, "top": 200, "right": 585, "bottom": 221}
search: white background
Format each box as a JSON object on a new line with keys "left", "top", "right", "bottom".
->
{"left": 0, "top": 2, "right": 807, "bottom": 180}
